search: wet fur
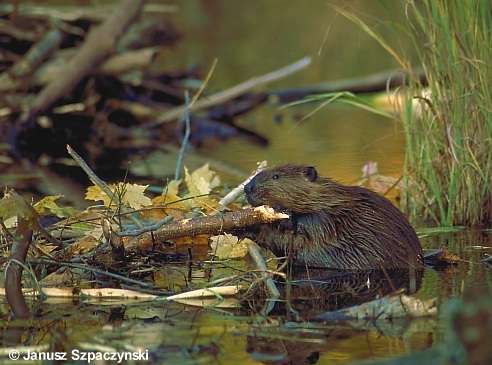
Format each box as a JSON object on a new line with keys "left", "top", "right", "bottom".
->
{"left": 244, "top": 165, "right": 423, "bottom": 270}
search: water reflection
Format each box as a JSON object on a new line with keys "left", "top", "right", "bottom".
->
{"left": 206, "top": 107, "right": 405, "bottom": 184}
{"left": 172, "top": 0, "right": 411, "bottom": 183}
{"left": 243, "top": 269, "right": 422, "bottom": 319}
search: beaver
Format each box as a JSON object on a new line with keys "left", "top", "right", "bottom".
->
{"left": 243, "top": 164, "right": 423, "bottom": 270}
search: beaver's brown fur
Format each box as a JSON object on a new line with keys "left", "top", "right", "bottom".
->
{"left": 244, "top": 164, "right": 423, "bottom": 270}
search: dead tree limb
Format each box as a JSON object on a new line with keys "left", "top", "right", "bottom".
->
{"left": 0, "top": 28, "right": 63, "bottom": 92}
{"left": 272, "top": 67, "right": 426, "bottom": 103}
{"left": 148, "top": 56, "right": 312, "bottom": 126}
{"left": 1, "top": 47, "right": 158, "bottom": 91}
{"left": 119, "top": 206, "right": 288, "bottom": 251}
{"left": 20, "top": 0, "right": 145, "bottom": 122}
{"left": 5, "top": 219, "right": 33, "bottom": 319}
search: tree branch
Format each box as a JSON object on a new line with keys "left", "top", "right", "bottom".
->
{"left": 119, "top": 206, "right": 288, "bottom": 251}
{"left": 20, "top": 0, "right": 145, "bottom": 122}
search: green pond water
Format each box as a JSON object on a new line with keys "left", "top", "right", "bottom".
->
{"left": 1, "top": 1, "right": 492, "bottom": 364}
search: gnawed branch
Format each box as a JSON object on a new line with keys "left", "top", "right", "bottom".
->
{"left": 118, "top": 206, "right": 288, "bottom": 251}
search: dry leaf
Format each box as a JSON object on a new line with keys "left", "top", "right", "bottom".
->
{"left": 85, "top": 183, "right": 152, "bottom": 209}
{"left": 165, "top": 179, "right": 181, "bottom": 197}
{"left": 173, "top": 234, "right": 209, "bottom": 246}
{"left": 86, "top": 224, "right": 104, "bottom": 239}
{"left": 85, "top": 185, "right": 111, "bottom": 205}
{"left": 149, "top": 179, "right": 187, "bottom": 220}
{"left": 66, "top": 235, "right": 99, "bottom": 256}
{"left": 41, "top": 268, "right": 76, "bottom": 286}
{"left": 210, "top": 233, "right": 250, "bottom": 259}
{"left": 185, "top": 164, "right": 220, "bottom": 195}
{"left": 184, "top": 164, "right": 220, "bottom": 211}
{"left": 120, "top": 183, "right": 152, "bottom": 209}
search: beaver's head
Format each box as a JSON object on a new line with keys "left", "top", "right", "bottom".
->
{"left": 244, "top": 165, "right": 324, "bottom": 213}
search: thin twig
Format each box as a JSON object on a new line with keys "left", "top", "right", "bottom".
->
{"left": 148, "top": 56, "right": 311, "bottom": 126}
{"left": 189, "top": 58, "right": 218, "bottom": 107}
{"left": 66, "top": 144, "right": 115, "bottom": 202}
{"left": 173, "top": 59, "right": 218, "bottom": 179}
{"left": 175, "top": 91, "right": 191, "bottom": 180}
{"left": 218, "top": 160, "right": 267, "bottom": 210}
{"left": 114, "top": 216, "right": 173, "bottom": 237}
{"left": 29, "top": 258, "right": 155, "bottom": 288}
{"left": 272, "top": 67, "right": 425, "bottom": 103}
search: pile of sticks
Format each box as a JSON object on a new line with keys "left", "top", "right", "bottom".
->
{"left": 0, "top": 1, "right": 272, "bottom": 188}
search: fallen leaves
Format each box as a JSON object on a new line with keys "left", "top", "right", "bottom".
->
{"left": 85, "top": 183, "right": 152, "bottom": 209}
{"left": 209, "top": 233, "right": 250, "bottom": 259}
{"left": 186, "top": 164, "right": 220, "bottom": 194}
{"left": 84, "top": 164, "right": 222, "bottom": 224}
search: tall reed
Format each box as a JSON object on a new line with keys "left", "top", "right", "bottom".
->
{"left": 400, "top": 0, "right": 492, "bottom": 226}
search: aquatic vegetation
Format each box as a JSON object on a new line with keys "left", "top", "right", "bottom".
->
{"left": 400, "top": 0, "right": 492, "bottom": 226}
{"left": 337, "top": 0, "right": 492, "bottom": 226}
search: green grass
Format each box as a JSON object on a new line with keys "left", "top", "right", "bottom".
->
{"left": 400, "top": 0, "right": 492, "bottom": 226}
{"left": 282, "top": 91, "right": 394, "bottom": 120}
{"left": 336, "top": 0, "right": 492, "bottom": 226}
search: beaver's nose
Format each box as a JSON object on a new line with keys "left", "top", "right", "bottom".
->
{"left": 244, "top": 179, "right": 255, "bottom": 195}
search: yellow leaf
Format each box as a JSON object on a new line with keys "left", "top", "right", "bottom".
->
{"left": 85, "top": 183, "right": 152, "bottom": 210}
{"left": 154, "top": 179, "right": 183, "bottom": 207}
{"left": 165, "top": 179, "right": 181, "bottom": 198}
{"left": 184, "top": 164, "right": 220, "bottom": 210}
{"left": 210, "top": 234, "right": 250, "bottom": 259}
{"left": 85, "top": 185, "right": 111, "bottom": 205}
{"left": 147, "top": 179, "right": 187, "bottom": 220}
{"left": 173, "top": 234, "right": 209, "bottom": 246}
{"left": 184, "top": 164, "right": 220, "bottom": 196}
{"left": 119, "top": 183, "right": 152, "bottom": 209}
{"left": 66, "top": 235, "right": 99, "bottom": 256}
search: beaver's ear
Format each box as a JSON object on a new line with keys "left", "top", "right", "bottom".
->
{"left": 304, "top": 166, "right": 318, "bottom": 182}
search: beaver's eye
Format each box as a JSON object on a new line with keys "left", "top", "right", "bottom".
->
{"left": 272, "top": 174, "right": 279, "bottom": 180}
